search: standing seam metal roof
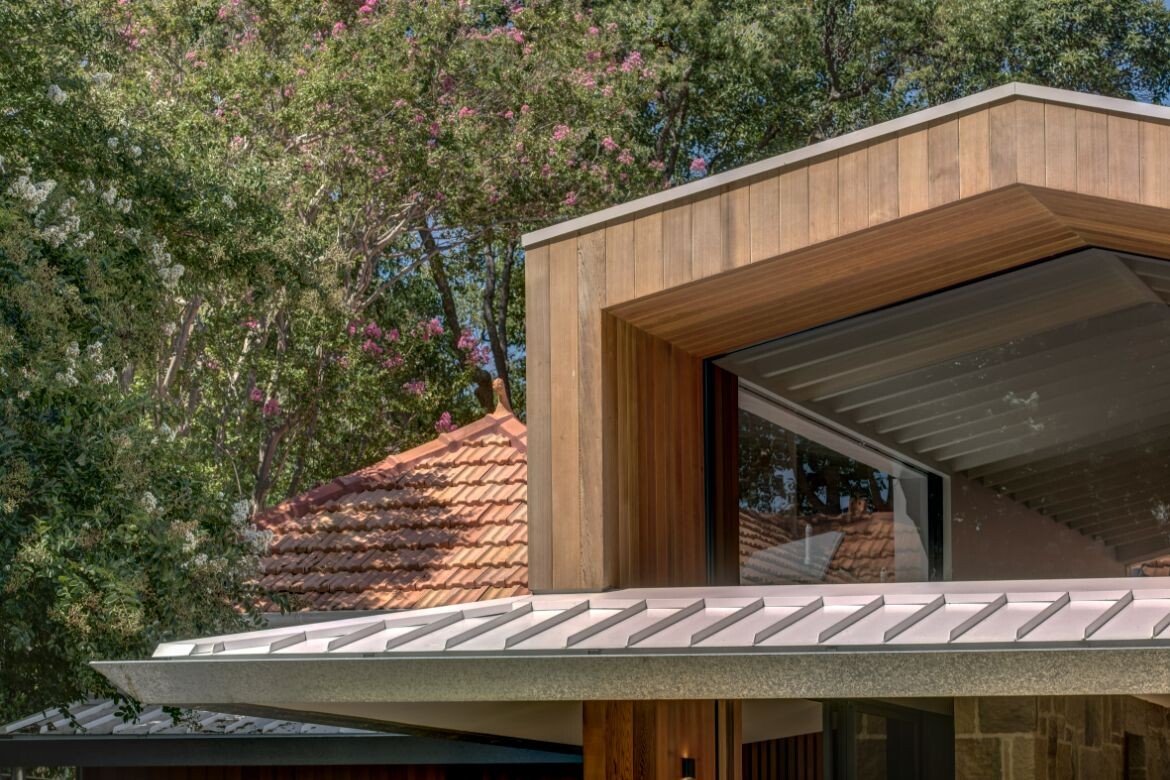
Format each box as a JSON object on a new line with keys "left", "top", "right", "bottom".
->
{"left": 146, "top": 578, "right": 1170, "bottom": 658}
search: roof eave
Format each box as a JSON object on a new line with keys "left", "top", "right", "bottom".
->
{"left": 94, "top": 645, "right": 1170, "bottom": 706}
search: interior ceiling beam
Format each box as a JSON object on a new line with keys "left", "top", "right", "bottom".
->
{"left": 756, "top": 255, "right": 1146, "bottom": 402}
{"left": 1093, "top": 517, "right": 1170, "bottom": 548}
{"left": 871, "top": 322, "right": 1170, "bottom": 439}
{"left": 1001, "top": 438, "right": 1170, "bottom": 500}
{"left": 834, "top": 305, "right": 1170, "bottom": 418}
{"left": 974, "top": 418, "right": 1170, "bottom": 487}
{"left": 960, "top": 408, "right": 1170, "bottom": 481}
{"left": 1114, "top": 534, "right": 1170, "bottom": 564}
{"left": 1031, "top": 469, "right": 1170, "bottom": 518}
{"left": 1016, "top": 467, "right": 1170, "bottom": 517}
{"left": 906, "top": 373, "right": 1170, "bottom": 459}
{"left": 884, "top": 340, "right": 1170, "bottom": 443}
{"left": 1060, "top": 495, "right": 1170, "bottom": 532}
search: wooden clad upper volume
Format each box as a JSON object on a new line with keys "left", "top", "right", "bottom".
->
{"left": 523, "top": 83, "right": 1170, "bottom": 592}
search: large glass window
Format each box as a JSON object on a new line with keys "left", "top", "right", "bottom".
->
{"left": 717, "top": 249, "right": 1170, "bottom": 581}
{"left": 736, "top": 388, "right": 931, "bottom": 585}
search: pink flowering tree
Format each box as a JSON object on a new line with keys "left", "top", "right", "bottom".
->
{"left": 97, "top": 0, "right": 665, "bottom": 510}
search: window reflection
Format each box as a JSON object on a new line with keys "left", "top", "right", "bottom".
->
{"left": 737, "top": 398, "right": 929, "bottom": 586}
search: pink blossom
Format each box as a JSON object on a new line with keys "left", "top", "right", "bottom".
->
{"left": 386, "top": 327, "right": 400, "bottom": 343}
{"left": 621, "top": 51, "right": 643, "bottom": 73}
{"left": 403, "top": 379, "right": 426, "bottom": 397}
{"left": 520, "top": 104, "right": 531, "bottom": 114}
{"left": 358, "top": 2, "right": 375, "bottom": 13}
{"left": 249, "top": 387, "right": 264, "bottom": 403}
{"left": 185, "top": 50, "right": 198, "bottom": 61}
{"left": 648, "top": 159, "right": 666, "bottom": 171}
{"left": 552, "top": 124, "right": 571, "bottom": 142}
{"left": 424, "top": 317, "right": 444, "bottom": 338}
{"left": 331, "top": 21, "right": 347, "bottom": 36}
{"left": 601, "top": 136, "right": 619, "bottom": 152}
{"left": 617, "top": 148, "right": 634, "bottom": 165}
{"left": 347, "top": 320, "right": 360, "bottom": 336}
{"left": 606, "top": 22, "right": 618, "bottom": 32}
{"left": 509, "top": 28, "right": 524, "bottom": 44}
{"left": 394, "top": 98, "right": 407, "bottom": 108}
{"left": 586, "top": 50, "right": 602, "bottom": 63}
{"left": 434, "top": 411, "right": 456, "bottom": 433}
{"left": 689, "top": 157, "right": 708, "bottom": 176}
{"left": 217, "top": 6, "right": 229, "bottom": 19}
{"left": 204, "top": 358, "right": 221, "bottom": 371}
{"left": 262, "top": 397, "right": 281, "bottom": 417}
{"left": 541, "top": 163, "right": 552, "bottom": 178}
{"left": 361, "top": 339, "right": 383, "bottom": 356}
{"left": 457, "top": 106, "right": 477, "bottom": 119}
{"left": 242, "top": 317, "right": 260, "bottom": 331}
{"left": 471, "top": 344, "right": 492, "bottom": 366}
{"left": 503, "top": 109, "right": 515, "bottom": 120}
{"left": 587, "top": 25, "right": 600, "bottom": 36}
{"left": 364, "top": 321, "right": 382, "bottom": 339}
{"left": 428, "top": 121, "right": 441, "bottom": 137}
{"left": 382, "top": 354, "right": 404, "bottom": 370}
{"left": 563, "top": 191, "right": 578, "bottom": 206}
{"left": 457, "top": 328, "right": 478, "bottom": 351}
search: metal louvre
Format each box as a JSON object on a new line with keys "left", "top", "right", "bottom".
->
{"left": 140, "top": 579, "right": 1170, "bottom": 658}
{"left": 720, "top": 249, "right": 1170, "bottom": 562}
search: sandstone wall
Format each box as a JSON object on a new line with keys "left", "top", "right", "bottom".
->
{"left": 955, "top": 696, "right": 1170, "bottom": 779}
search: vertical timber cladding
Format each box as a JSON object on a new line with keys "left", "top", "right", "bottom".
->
{"left": 583, "top": 700, "right": 742, "bottom": 780}
{"left": 525, "top": 94, "right": 1170, "bottom": 592}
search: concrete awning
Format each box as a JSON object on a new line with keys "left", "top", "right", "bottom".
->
{"left": 94, "top": 578, "right": 1170, "bottom": 744}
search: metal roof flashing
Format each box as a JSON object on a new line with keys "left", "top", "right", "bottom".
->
{"left": 520, "top": 83, "right": 1170, "bottom": 249}
{"left": 94, "top": 578, "right": 1170, "bottom": 706}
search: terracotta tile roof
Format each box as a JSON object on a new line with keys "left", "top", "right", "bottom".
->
{"left": 739, "top": 509, "right": 896, "bottom": 585}
{"left": 1135, "top": 557, "right": 1170, "bottom": 577}
{"left": 256, "top": 398, "right": 528, "bottom": 611}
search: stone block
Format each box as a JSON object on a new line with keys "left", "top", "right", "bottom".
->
{"left": 1009, "top": 736, "right": 1040, "bottom": 779}
{"left": 980, "top": 697, "right": 1038, "bottom": 734}
{"left": 955, "top": 698, "right": 978, "bottom": 736}
{"left": 956, "top": 736, "right": 1003, "bottom": 780}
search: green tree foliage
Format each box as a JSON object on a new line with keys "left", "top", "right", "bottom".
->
{"left": 0, "top": 2, "right": 271, "bottom": 718}
{"left": 2, "top": 0, "right": 1168, "bottom": 721}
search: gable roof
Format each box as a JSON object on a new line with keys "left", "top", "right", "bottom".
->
{"left": 521, "top": 82, "right": 1170, "bottom": 249}
{"left": 257, "top": 399, "right": 528, "bottom": 611}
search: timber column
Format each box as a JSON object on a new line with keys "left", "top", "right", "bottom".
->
{"left": 583, "top": 700, "right": 741, "bottom": 780}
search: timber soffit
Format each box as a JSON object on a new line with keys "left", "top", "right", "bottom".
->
{"left": 520, "top": 83, "right": 1170, "bottom": 249}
